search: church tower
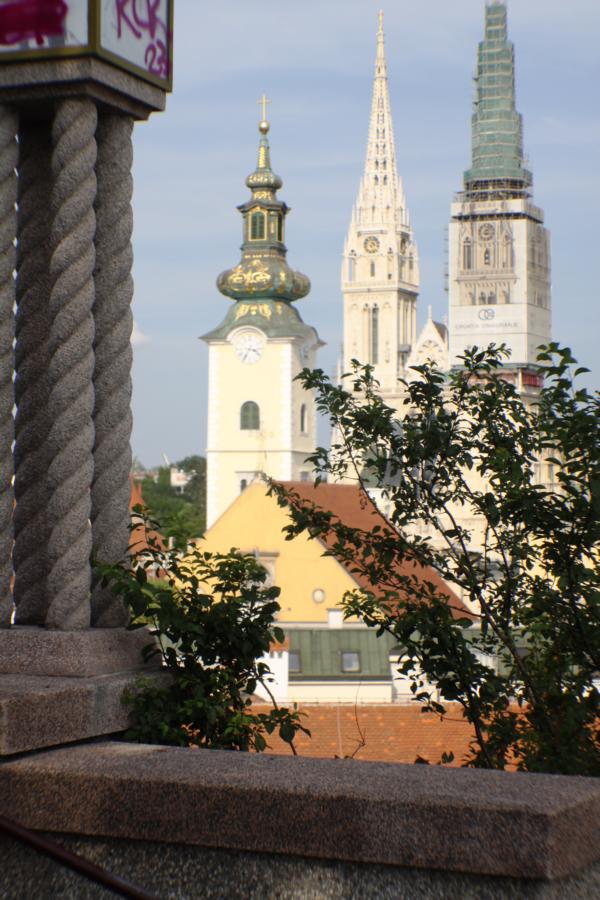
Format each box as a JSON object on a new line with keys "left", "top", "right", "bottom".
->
{"left": 341, "top": 12, "right": 419, "bottom": 406}
{"left": 448, "top": 1, "right": 551, "bottom": 382}
{"left": 203, "top": 103, "right": 322, "bottom": 528}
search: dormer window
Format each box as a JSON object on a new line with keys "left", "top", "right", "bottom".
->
{"left": 250, "top": 210, "right": 266, "bottom": 240}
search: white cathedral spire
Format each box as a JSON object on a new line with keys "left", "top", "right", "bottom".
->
{"left": 357, "top": 10, "right": 408, "bottom": 231}
{"left": 341, "top": 12, "right": 419, "bottom": 404}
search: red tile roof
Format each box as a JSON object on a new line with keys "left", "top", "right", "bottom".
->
{"left": 277, "top": 482, "right": 471, "bottom": 620}
{"left": 253, "top": 703, "right": 475, "bottom": 766}
{"left": 129, "top": 478, "right": 166, "bottom": 553}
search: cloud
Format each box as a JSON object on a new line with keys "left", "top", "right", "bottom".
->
{"left": 131, "top": 321, "right": 151, "bottom": 347}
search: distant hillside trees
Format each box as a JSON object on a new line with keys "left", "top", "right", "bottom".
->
{"left": 140, "top": 455, "right": 206, "bottom": 547}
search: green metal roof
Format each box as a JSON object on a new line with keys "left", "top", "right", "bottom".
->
{"left": 215, "top": 117, "right": 310, "bottom": 306}
{"left": 464, "top": 2, "right": 532, "bottom": 189}
{"left": 201, "top": 296, "right": 317, "bottom": 342}
{"left": 287, "top": 629, "right": 398, "bottom": 681}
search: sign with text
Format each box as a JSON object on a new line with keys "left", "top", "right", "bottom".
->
{"left": 101, "top": 0, "right": 170, "bottom": 83}
{"left": 0, "top": 0, "right": 172, "bottom": 89}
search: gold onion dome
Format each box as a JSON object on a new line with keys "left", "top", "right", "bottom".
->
{"left": 217, "top": 100, "right": 310, "bottom": 304}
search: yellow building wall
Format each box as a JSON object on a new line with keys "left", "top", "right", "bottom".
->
{"left": 199, "top": 481, "right": 357, "bottom": 624}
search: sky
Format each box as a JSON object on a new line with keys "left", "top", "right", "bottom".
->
{"left": 129, "top": 0, "right": 600, "bottom": 468}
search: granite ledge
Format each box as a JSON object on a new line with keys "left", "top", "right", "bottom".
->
{"left": 0, "top": 742, "right": 598, "bottom": 881}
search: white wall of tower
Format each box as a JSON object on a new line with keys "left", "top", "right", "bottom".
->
{"left": 448, "top": 197, "right": 551, "bottom": 368}
{"left": 205, "top": 327, "right": 319, "bottom": 528}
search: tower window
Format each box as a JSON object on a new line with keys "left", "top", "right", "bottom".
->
{"left": 300, "top": 403, "right": 308, "bottom": 434}
{"left": 371, "top": 305, "right": 379, "bottom": 365}
{"left": 463, "top": 239, "right": 472, "bottom": 270}
{"left": 240, "top": 401, "right": 260, "bottom": 430}
{"left": 348, "top": 252, "right": 356, "bottom": 282}
{"left": 484, "top": 247, "right": 491, "bottom": 266}
{"left": 250, "top": 211, "right": 265, "bottom": 240}
{"left": 370, "top": 261, "right": 376, "bottom": 278}
{"left": 276, "top": 214, "right": 284, "bottom": 242}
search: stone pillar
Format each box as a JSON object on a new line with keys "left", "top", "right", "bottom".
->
{"left": 13, "top": 122, "right": 52, "bottom": 626}
{"left": 91, "top": 113, "right": 135, "bottom": 627}
{"left": 45, "top": 99, "right": 97, "bottom": 631}
{"left": 0, "top": 51, "right": 169, "bottom": 755}
{"left": 0, "top": 106, "right": 17, "bottom": 629}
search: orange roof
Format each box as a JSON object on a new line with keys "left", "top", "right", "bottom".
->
{"left": 252, "top": 702, "right": 475, "bottom": 766}
{"left": 277, "top": 482, "right": 471, "bottom": 620}
{"left": 129, "top": 477, "right": 166, "bottom": 554}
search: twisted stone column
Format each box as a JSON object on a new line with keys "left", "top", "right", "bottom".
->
{"left": 45, "top": 99, "right": 97, "bottom": 630}
{"left": 91, "top": 113, "right": 134, "bottom": 627}
{"left": 13, "top": 122, "right": 52, "bottom": 626}
{"left": 0, "top": 106, "right": 17, "bottom": 628}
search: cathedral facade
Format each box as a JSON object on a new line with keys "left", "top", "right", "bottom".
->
{"left": 342, "top": 1, "right": 551, "bottom": 391}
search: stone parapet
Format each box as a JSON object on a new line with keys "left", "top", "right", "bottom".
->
{"left": 0, "top": 627, "right": 156, "bottom": 677}
{"left": 0, "top": 671, "right": 168, "bottom": 756}
{"left": 0, "top": 742, "right": 598, "bottom": 882}
{"left": 0, "top": 627, "right": 164, "bottom": 755}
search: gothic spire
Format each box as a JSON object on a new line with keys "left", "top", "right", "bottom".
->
{"left": 464, "top": 1, "right": 532, "bottom": 193}
{"left": 355, "top": 10, "right": 408, "bottom": 229}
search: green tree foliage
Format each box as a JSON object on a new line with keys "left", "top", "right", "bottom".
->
{"left": 98, "top": 527, "right": 309, "bottom": 753}
{"left": 270, "top": 345, "right": 600, "bottom": 775}
{"left": 140, "top": 455, "right": 206, "bottom": 546}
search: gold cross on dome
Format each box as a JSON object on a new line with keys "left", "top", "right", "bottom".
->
{"left": 258, "top": 93, "right": 271, "bottom": 122}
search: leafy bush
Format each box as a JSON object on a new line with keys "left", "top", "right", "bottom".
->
{"left": 271, "top": 345, "right": 600, "bottom": 775}
{"left": 98, "top": 522, "right": 308, "bottom": 753}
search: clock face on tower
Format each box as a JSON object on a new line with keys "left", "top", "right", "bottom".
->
{"left": 363, "top": 236, "right": 380, "bottom": 254}
{"left": 479, "top": 223, "right": 495, "bottom": 241}
{"left": 233, "top": 332, "right": 264, "bottom": 364}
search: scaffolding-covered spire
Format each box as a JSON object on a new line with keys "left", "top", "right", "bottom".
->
{"left": 464, "top": 1, "right": 532, "bottom": 192}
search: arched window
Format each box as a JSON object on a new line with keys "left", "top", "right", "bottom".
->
{"left": 463, "top": 239, "right": 472, "bottom": 270}
{"left": 250, "top": 211, "right": 265, "bottom": 240}
{"left": 300, "top": 403, "right": 307, "bottom": 434}
{"left": 276, "top": 215, "right": 284, "bottom": 242}
{"left": 371, "top": 305, "right": 379, "bottom": 364}
{"left": 240, "top": 401, "right": 260, "bottom": 430}
{"left": 484, "top": 247, "right": 491, "bottom": 266}
{"left": 348, "top": 252, "right": 356, "bottom": 282}
{"left": 370, "top": 261, "right": 376, "bottom": 278}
